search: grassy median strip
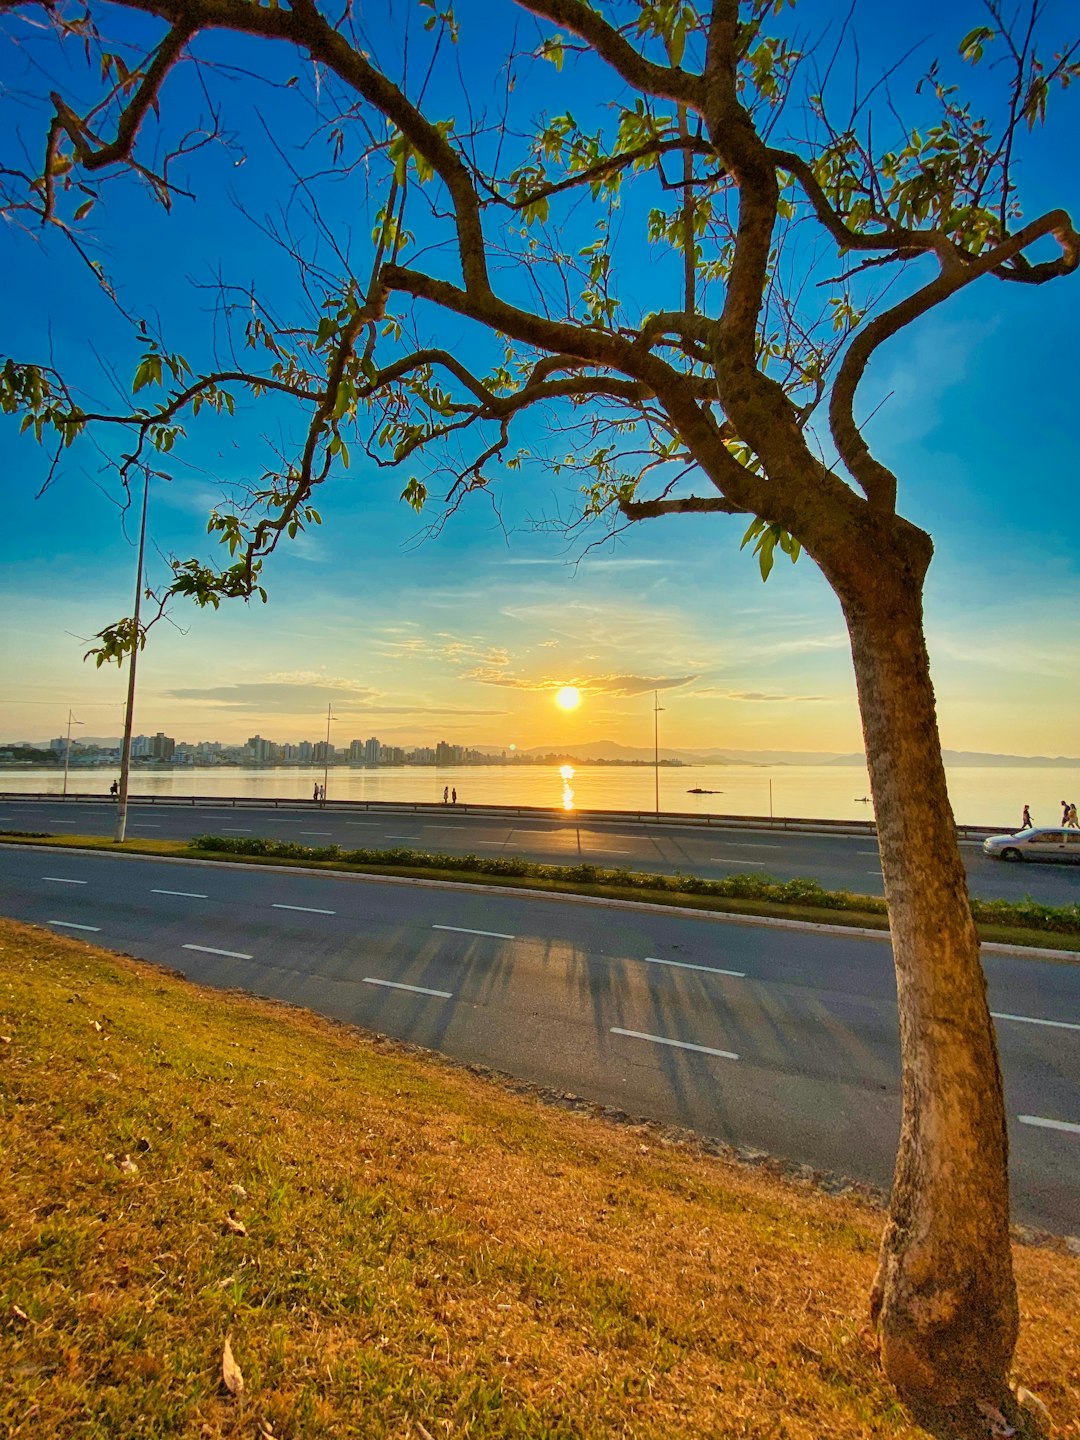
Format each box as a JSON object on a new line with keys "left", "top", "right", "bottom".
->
{"left": 3, "top": 829, "right": 1080, "bottom": 954}
{"left": 2, "top": 919, "right": 1077, "bottom": 1439}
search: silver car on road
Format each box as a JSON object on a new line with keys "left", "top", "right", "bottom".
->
{"left": 982, "top": 827, "right": 1080, "bottom": 862}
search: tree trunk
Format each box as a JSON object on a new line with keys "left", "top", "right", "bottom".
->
{"left": 839, "top": 560, "right": 1018, "bottom": 1420}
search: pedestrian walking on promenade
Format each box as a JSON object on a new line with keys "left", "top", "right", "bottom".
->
{"left": 1021, "top": 804, "right": 1033, "bottom": 829}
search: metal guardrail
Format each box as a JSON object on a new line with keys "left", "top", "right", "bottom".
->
{"left": 0, "top": 790, "right": 1004, "bottom": 840}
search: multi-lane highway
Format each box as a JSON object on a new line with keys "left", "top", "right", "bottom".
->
{"left": 3, "top": 794, "right": 1080, "bottom": 904}
{"left": 1, "top": 842, "right": 1076, "bottom": 1234}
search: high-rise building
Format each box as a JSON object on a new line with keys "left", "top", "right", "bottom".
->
{"left": 149, "top": 732, "right": 175, "bottom": 761}
{"left": 298, "top": 741, "right": 313, "bottom": 762}
{"left": 364, "top": 736, "right": 381, "bottom": 766}
{"left": 348, "top": 739, "right": 364, "bottom": 762}
{"left": 246, "top": 734, "right": 273, "bottom": 763}
{"left": 313, "top": 741, "right": 335, "bottom": 763}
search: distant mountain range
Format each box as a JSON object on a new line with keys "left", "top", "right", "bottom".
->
{"left": 514, "top": 742, "right": 1080, "bottom": 768}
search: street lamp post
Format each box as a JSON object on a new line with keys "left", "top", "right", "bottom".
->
{"left": 321, "top": 703, "right": 336, "bottom": 803}
{"left": 653, "top": 690, "right": 665, "bottom": 820}
{"left": 62, "top": 709, "right": 83, "bottom": 797}
{"left": 114, "top": 470, "right": 150, "bottom": 844}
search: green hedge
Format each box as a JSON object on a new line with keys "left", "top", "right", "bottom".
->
{"left": 185, "top": 832, "right": 1080, "bottom": 937}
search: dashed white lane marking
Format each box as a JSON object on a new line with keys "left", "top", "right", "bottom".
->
{"left": 597, "top": 849, "right": 631, "bottom": 854}
{"left": 645, "top": 956, "right": 746, "bottom": 978}
{"left": 992, "top": 1011, "right": 1080, "bottom": 1032}
{"left": 858, "top": 850, "right": 880, "bottom": 856}
{"left": 727, "top": 842, "right": 782, "bottom": 849}
{"left": 425, "top": 824, "right": 464, "bottom": 829}
{"left": 273, "top": 903, "right": 336, "bottom": 915}
{"left": 1018, "top": 1115, "right": 1080, "bottom": 1136}
{"left": 610, "top": 1027, "right": 739, "bottom": 1061}
{"left": 48, "top": 919, "right": 100, "bottom": 932}
{"left": 385, "top": 834, "right": 418, "bottom": 840}
{"left": 346, "top": 821, "right": 378, "bottom": 826}
{"left": 711, "top": 856, "right": 768, "bottom": 866}
{"left": 43, "top": 876, "right": 88, "bottom": 885}
{"left": 299, "top": 831, "right": 332, "bottom": 836}
{"left": 363, "top": 977, "right": 452, "bottom": 999}
{"left": 476, "top": 840, "right": 506, "bottom": 846}
{"left": 182, "top": 944, "right": 253, "bottom": 960}
{"left": 433, "top": 923, "right": 516, "bottom": 941}
{"left": 129, "top": 823, "right": 161, "bottom": 828}
{"left": 222, "top": 827, "right": 252, "bottom": 833}
{"left": 152, "top": 889, "right": 209, "bottom": 899}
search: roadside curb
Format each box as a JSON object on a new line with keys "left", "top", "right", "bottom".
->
{"left": 3, "top": 840, "right": 1076, "bottom": 961}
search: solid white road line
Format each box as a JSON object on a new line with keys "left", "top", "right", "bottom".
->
{"left": 1018, "top": 1115, "right": 1080, "bottom": 1136}
{"left": 42, "top": 876, "right": 88, "bottom": 885}
{"left": 433, "top": 923, "right": 516, "bottom": 940}
{"left": 182, "top": 944, "right": 253, "bottom": 960}
{"left": 48, "top": 920, "right": 101, "bottom": 931}
{"left": 610, "top": 1027, "right": 739, "bottom": 1061}
{"left": 273, "top": 903, "right": 336, "bottom": 915}
{"left": 152, "top": 889, "right": 209, "bottom": 898}
{"left": 645, "top": 956, "right": 746, "bottom": 978}
{"left": 992, "top": 1011, "right": 1080, "bottom": 1032}
{"left": 710, "top": 856, "right": 767, "bottom": 866}
{"left": 363, "top": 977, "right": 452, "bottom": 999}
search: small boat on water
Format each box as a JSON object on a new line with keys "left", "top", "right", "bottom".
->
{"left": 687, "top": 787, "right": 722, "bottom": 794}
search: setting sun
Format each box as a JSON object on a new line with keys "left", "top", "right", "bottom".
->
{"left": 555, "top": 686, "right": 581, "bottom": 711}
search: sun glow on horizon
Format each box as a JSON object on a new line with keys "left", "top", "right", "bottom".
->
{"left": 555, "top": 686, "right": 581, "bottom": 711}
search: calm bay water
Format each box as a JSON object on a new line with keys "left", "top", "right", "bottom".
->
{"left": 2, "top": 763, "right": 1077, "bottom": 829}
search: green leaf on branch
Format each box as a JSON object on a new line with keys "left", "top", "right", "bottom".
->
{"left": 740, "top": 517, "right": 801, "bottom": 582}
{"left": 400, "top": 477, "right": 428, "bottom": 512}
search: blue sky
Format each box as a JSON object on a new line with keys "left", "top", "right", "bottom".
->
{"left": 1, "top": 0, "right": 1078, "bottom": 756}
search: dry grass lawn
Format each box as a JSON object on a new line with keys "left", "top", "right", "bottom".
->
{"left": 1, "top": 919, "right": 1077, "bottom": 1439}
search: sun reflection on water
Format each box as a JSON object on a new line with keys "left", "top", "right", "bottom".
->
{"left": 559, "top": 763, "right": 575, "bottom": 810}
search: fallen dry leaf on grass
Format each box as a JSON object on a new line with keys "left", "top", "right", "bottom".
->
{"left": 221, "top": 1336, "right": 244, "bottom": 1396}
{"left": 223, "top": 1213, "right": 247, "bottom": 1236}
{"left": 117, "top": 1155, "right": 138, "bottom": 1175}
{"left": 1013, "top": 1386, "right": 1050, "bottom": 1425}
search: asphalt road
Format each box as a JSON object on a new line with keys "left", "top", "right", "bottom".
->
{"left": 3, "top": 795, "right": 1080, "bottom": 905}
{"left": 1, "top": 844, "right": 1076, "bottom": 1234}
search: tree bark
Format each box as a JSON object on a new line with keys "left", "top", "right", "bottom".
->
{"left": 833, "top": 535, "right": 1018, "bottom": 1419}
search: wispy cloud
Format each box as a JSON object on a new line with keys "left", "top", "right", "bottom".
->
{"left": 460, "top": 668, "right": 698, "bottom": 696}
{"left": 163, "top": 680, "right": 508, "bottom": 718}
{"left": 687, "top": 687, "right": 831, "bottom": 703}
